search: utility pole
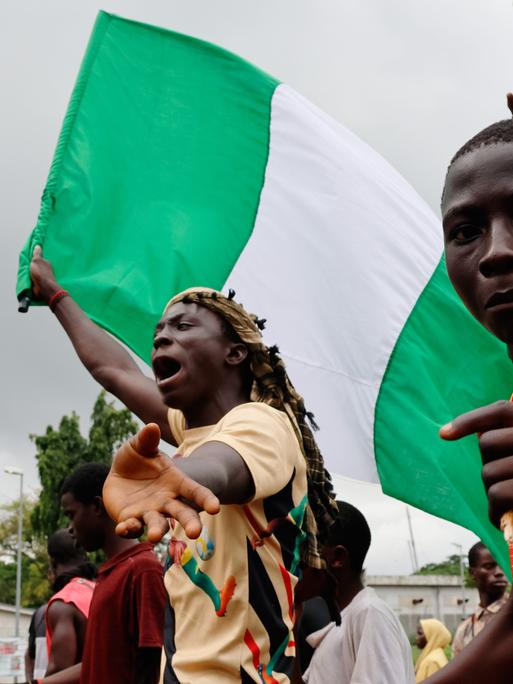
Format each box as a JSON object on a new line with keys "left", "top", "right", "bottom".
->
{"left": 4, "top": 468, "right": 24, "bottom": 636}
{"left": 406, "top": 506, "right": 419, "bottom": 572}
{"left": 452, "top": 542, "right": 466, "bottom": 619}
{"left": 5, "top": 467, "right": 23, "bottom": 684}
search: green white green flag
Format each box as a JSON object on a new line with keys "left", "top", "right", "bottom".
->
{"left": 17, "top": 11, "right": 513, "bottom": 570}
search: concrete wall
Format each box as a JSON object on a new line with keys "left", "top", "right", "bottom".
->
{"left": 367, "top": 575, "right": 478, "bottom": 638}
{"left": 0, "top": 604, "right": 33, "bottom": 640}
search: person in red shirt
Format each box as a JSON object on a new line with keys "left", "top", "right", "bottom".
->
{"left": 38, "top": 463, "right": 166, "bottom": 684}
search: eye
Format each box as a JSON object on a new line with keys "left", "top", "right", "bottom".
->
{"left": 448, "top": 224, "right": 483, "bottom": 243}
{"left": 176, "top": 322, "right": 192, "bottom": 331}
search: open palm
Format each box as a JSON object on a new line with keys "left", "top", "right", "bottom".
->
{"left": 103, "top": 423, "right": 220, "bottom": 541}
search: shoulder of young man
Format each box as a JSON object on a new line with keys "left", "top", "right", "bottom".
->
{"left": 349, "top": 588, "right": 406, "bottom": 634}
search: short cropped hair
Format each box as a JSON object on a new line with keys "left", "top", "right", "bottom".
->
{"left": 47, "top": 528, "right": 88, "bottom": 564}
{"left": 468, "top": 541, "right": 487, "bottom": 568}
{"left": 449, "top": 119, "right": 513, "bottom": 168}
{"left": 61, "top": 463, "right": 110, "bottom": 504}
{"left": 326, "top": 501, "right": 371, "bottom": 573}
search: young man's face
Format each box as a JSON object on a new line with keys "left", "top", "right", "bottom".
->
{"left": 61, "top": 491, "right": 103, "bottom": 552}
{"left": 442, "top": 142, "right": 513, "bottom": 349}
{"left": 469, "top": 547, "right": 508, "bottom": 600}
{"left": 151, "top": 301, "right": 244, "bottom": 410}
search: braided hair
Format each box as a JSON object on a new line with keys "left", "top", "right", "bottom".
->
{"left": 164, "top": 287, "right": 337, "bottom": 569}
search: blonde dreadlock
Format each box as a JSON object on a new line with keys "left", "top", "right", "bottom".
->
{"left": 164, "top": 287, "right": 337, "bottom": 569}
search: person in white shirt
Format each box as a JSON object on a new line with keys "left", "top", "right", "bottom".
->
{"left": 300, "top": 501, "right": 415, "bottom": 684}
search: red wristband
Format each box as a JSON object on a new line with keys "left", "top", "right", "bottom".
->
{"left": 48, "top": 289, "right": 69, "bottom": 312}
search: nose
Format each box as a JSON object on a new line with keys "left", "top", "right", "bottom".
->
{"left": 494, "top": 565, "right": 506, "bottom": 579}
{"left": 479, "top": 216, "right": 513, "bottom": 278}
{"left": 153, "top": 326, "right": 173, "bottom": 350}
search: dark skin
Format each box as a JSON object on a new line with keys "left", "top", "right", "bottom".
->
{"left": 292, "top": 544, "right": 366, "bottom": 684}
{"left": 416, "top": 624, "right": 427, "bottom": 650}
{"left": 30, "top": 248, "right": 255, "bottom": 541}
{"left": 425, "top": 125, "right": 513, "bottom": 683}
{"left": 469, "top": 547, "right": 507, "bottom": 609}
{"left": 45, "top": 601, "right": 87, "bottom": 676}
{"left": 45, "top": 558, "right": 89, "bottom": 676}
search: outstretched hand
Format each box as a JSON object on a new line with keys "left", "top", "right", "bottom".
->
{"left": 103, "top": 423, "right": 220, "bottom": 541}
{"left": 440, "top": 400, "right": 513, "bottom": 528}
{"left": 29, "top": 245, "right": 61, "bottom": 302}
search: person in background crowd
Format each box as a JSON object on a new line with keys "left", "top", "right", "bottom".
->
{"left": 33, "top": 463, "right": 167, "bottom": 684}
{"left": 452, "top": 542, "right": 508, "bottom": 657}
{"left": 415, "top": 619, "right": 451, "bottom": 682}
{"left": 299, "top": 501, "right": 414, "bottom": 684}
{"left": 25, "top": 604, "right": 47, "bottom": 681}
{"left": 45, "top": 529, "right": 95, "bottom": 677}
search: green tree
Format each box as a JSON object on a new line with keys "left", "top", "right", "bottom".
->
{"left": 31, "top": 392, "right": 138, "bottom": 539}
{"left": 0, "top": 497, "right": 51, "bottom": 607}
{"left": 415, "top": 554, "right": 473, "bottom": 586}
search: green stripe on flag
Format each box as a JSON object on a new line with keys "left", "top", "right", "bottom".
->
{"left": 375, "top": 257, "right": 513, "bottom": 574}
{"left": 17, "top": 11, "right": 279, "bottom": 362}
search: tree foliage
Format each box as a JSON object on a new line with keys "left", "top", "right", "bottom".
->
{"left": 31, "top": 392, "right": 138, "bottom": 539}
{"left": 0, "top": 497, "right": 50, "bottom": 607}
{"left": 415, "top": 553, "right": 473, "bottom": 586}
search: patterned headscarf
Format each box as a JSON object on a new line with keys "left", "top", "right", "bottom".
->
{"left": 164, "top": 286, "right": 337, "bottom": 569}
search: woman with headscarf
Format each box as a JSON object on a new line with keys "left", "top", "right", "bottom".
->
{"left": 415, "top": 618, "right": 452, "bottom": 682}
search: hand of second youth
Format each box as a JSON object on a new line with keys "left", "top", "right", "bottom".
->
{"left": 440, "top": 400, "right": 513, "bottom": 527}
{"left": 103, "top": 423, "right": 221, "bottom": 541}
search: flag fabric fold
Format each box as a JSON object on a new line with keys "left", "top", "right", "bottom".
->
{"left": 18, "top": 11, "right": 513, "bottom": 572}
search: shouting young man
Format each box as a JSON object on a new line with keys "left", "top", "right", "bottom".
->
{"left": 29, "top": 256, "right": 337, "bottom": 683}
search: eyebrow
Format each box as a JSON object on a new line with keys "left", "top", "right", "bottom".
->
{"left": 154, "top": 312, "right": 188, "bottom": 334}
{"left": 442, "top": 203, "right": 482, "bottom": 225}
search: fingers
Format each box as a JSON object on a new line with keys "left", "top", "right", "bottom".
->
{"left": 478, "top": 429, "right": 513, "bottom": 464}
{"left": 487, "top": 480, "right": 513, "bottom": 528}
{"left": 440, "top": 401, "right": 513, "bottom": 440}
{"left": 32, "top": 244, "right": 43, "bottom": 259}
{"left": 162, "top": 499, "right": 204, "bottom": 539}
{"left": 130, "top": 423, "right": 161, "bottom": 458}
{"left": 508, "top": 92, "right": 513, "bottom": 117}
{"left": 115, "top": 517, "right": 144, "bottom": 538}
{"left": 175, "top": 474, "right": 220, "bottom": 516}
{"left": 143, "top": 510, "right": 171, "bottom": 543}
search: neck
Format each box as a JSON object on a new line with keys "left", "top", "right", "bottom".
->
{"left": 183, "top": 384, "right": 250, "bottom": 429}
{"left": 479, "top": 590, "right": 503, "bottom": 609}
{"left": 102, "top": 524, "right": 138, "bottom": 560}
{"left": 334, "top": 573, "right": 365, "bottom": 612}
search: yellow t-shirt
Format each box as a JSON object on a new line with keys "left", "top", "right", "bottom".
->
{"left": 163, "top": 402, "right": 308, "bottom": 684}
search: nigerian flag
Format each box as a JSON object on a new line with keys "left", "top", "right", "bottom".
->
{"left": 17, "top": 12, "right": 513, "bottom": 570}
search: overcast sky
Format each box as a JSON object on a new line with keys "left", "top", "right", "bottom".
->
{"left": 3, "top": 0, "right": 513, "bottom": 575}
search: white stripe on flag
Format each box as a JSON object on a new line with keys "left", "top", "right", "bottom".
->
{"left": 228, "top": 84, "right": 442, "bottom": 481}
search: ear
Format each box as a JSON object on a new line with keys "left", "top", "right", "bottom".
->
{"left": 225, "top": 342, "right": 248, "bottom": 367}
{"left": 328, "top": 544, "right": 350, "bottom": 570}
{"left": 93, "top": 495, "right": 107, "bottom": 517}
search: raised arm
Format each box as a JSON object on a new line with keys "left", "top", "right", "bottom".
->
{"left": 29, "top": 247, "right": 175, "bottom": 445}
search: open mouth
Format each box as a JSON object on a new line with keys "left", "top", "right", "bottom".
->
{"left": 153, "top": 357, "right": 182, "bottom": 385}
{"left": 486, "top": 288, "right": 513, "bottom": 309}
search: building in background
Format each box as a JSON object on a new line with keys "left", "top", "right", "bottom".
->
{"left": 367, "top": 576, "right": 477, "bottom": 637}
